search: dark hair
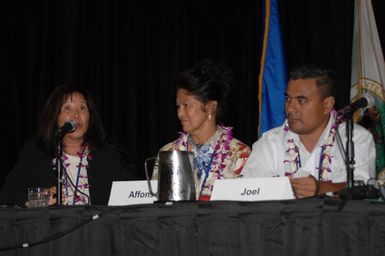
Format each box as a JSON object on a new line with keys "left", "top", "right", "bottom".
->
{"left": 36, "top": 83, "right": 106, "bottom": 157}
{"left": 176, "top": 59, "right": 234, "bottom": 121}
{"left": 289, "top": 65, "right": 335, "bottom": 99}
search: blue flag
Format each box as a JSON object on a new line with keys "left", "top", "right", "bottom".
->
{"left": 258, "top": 0, "right": 287, "bottom": 137}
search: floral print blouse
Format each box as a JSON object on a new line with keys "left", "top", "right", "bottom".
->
{"left": 153, "top": 126, "right": 251, "bottom": 201}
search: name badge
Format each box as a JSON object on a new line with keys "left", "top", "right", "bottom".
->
{"left": 108, "top": 180, "right": 157, "bottom": 206}
{"left": 210, "top": 177, "right": 295, "bottom": 201}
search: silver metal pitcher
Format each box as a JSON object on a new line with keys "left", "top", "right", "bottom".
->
{"left": 144, "top": 150, "right": 196, "bottom": 202}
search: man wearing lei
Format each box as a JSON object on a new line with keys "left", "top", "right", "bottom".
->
{"left": 242, "top": 65, "right": 376, "bottom": 198}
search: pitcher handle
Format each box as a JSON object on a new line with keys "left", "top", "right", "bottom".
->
{"left": 144, "top": 156, "right": 158, "bottom": 196}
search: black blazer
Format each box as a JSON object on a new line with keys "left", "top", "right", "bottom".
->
{"left": 0, "top": 140, "right": 125, "bottom": 206}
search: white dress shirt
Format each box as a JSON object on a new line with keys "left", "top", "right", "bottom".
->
{"left": 242, "top": 115, "right": 376, "bottom": 183}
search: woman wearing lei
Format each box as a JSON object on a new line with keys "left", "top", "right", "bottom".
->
{"left": 0, "top": 83, "right": 125, "bottom": 207}
{"left": 152, "top": 59, "right": 251, "bottom": 201}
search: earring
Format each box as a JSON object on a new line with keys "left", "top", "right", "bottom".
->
{"left": 208, "top": 114, "right": 212, "bottom": 121}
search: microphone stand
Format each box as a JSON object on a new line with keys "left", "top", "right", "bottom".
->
{"left": 54, "top": 133, "right": 64, "bottom": 205}
{"left": 337, "top": 111, "right": 375, "bottom": 210}
{"left": 337, "top": 110, "right": 381, "bottom": 211}
{"left": 336, "top": 112, "right": 356, "bottom": 210}
{"left": 345, "top": 112, "right": 355, "bottom": 192}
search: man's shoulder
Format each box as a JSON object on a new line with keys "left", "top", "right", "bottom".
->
{"left": 252, "top": 125, "right": 285, "bottom": 149}
{"left": 260, "top": 125, "right": 285, "bottom": 140}
{"left": 338, "top": 121, "right": 373, "bottom": 136}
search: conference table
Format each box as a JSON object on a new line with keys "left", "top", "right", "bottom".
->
{"left": 0, "top": 198, "right": 384, "bottom": 256}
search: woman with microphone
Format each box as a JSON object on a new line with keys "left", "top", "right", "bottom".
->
{"left": 0, "top": 83, "right": 125, "bottom": 207}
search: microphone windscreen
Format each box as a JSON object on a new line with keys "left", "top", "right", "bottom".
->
{"left": 61, "top": 120, "right": 76, "bottom": 133}
{"left": 363, "top": 93, "right": 375, "bottom": 108}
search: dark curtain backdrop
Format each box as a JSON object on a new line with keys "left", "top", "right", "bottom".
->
{"left": 1, "top": 0, "right": 384, "bottom": 185}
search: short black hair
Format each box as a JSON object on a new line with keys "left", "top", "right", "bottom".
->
{"left": 176, "top": 59, "right": 234, "bottom": 120}
{"left": 289, "top": 64, "right": 335, "bottom": 99}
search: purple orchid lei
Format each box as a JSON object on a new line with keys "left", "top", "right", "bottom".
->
{"left": 211, "top": 126, "right": 233, "bottom": 179}
{"left": 283, "top": 110, "right": 340, "bottom": 181}
{"left": 52, "top": 145, "right": 92, "bottom": 205}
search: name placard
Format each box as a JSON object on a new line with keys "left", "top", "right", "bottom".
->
{"left": 210, "top": 177, "right": 295, "bottom": 201}
{"left": 108, "top": 180, "right": 157, "bottom": 206}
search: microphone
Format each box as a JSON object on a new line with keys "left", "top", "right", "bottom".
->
{"left": 55, "top": 120, "right": 76, "bottom": 138}
{"left": 339, "top": 94, "right": 374, "bottom": 116}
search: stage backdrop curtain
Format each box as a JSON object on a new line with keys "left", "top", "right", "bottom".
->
{"left": 1, "top": 0, "right": 384, "bottom": 184}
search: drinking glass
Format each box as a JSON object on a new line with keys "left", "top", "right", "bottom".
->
{"left": 27, "top": 187, "right": 50, "bottom": 208}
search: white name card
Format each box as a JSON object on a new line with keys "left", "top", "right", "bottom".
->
{"left": 210, "top": 177, "right": 295, "bottom": 201}
{"left": 108, "top": 180, "right": 157, "bottom": 206}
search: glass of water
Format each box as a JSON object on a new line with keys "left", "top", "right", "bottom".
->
{"left": 27, "top": 187, "right": 51, "bottom": 208}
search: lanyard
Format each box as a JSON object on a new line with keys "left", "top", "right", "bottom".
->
{"left": 296, "top": 152, "right": 302, "bottom": 171}
{"left": 317, "top": 146, "right": 326, "bottom": 180}
{"left": 64, "top": 154, "right": 84, "bottom": 205}
{"left": 73, "top": 155, "right": 84, "bottom": 205}
{"left": 296, "top": 146, "right": 326, "bottom": 180}
{"left": 198, "top": 151, "right": 216, "bottom": 198}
